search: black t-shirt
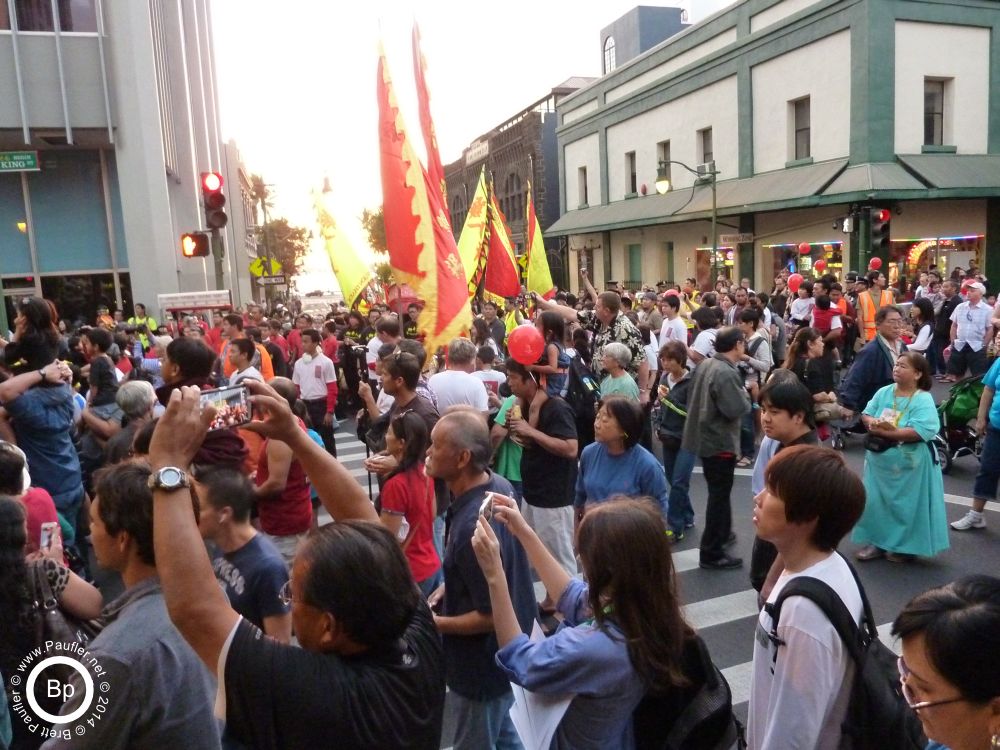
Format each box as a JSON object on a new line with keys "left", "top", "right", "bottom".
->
{"left": 520, "top": 396, "right": 578, "bottom": 508}
{"left": 223, "top": 602, "right": 445, "bottom": 749}
{"left": 442, "top": 472, "right": 537, "bottom": 699}
{"left": 212, "top": 534, "right": 289, "bottom": 631}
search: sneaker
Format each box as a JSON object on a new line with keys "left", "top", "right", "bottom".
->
{"left": 699, "top": 554, "right": 743, "bottom": 570}
{"left": 666, "top": 529, "right": 685, "bottom": 542}
{"left": 951, "top": 511, "right": 986, "bottom": 531}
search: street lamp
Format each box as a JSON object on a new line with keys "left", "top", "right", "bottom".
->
{"left": 656, "top": 159, "right": 721, "bottom": 282}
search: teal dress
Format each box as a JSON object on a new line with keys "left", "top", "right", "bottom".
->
{"left": 852, "top": 385, "right": 949, "bottom": 556}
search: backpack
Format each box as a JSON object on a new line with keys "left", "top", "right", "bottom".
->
{"left": 563, "top": 354, "right": 600, "bottom": 423}
{"left": 764, "top": 556, "right": 927, "bottom": 750}
{"left": 633, "top": 635, "right": 746, "bottom": 750}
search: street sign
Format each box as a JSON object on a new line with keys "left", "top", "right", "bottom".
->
{"left": 157, "top": 290, "right": 232, "bottom": 314}
{"left": 249, "top": 257, "right": 282, "bottom": 277}
{"left": 257, "top": 274, "right": 286, "bottom": 286}
{"left": 0, "top": 151, "right": 39, "bottom": 172}
{"left": 719, "top": 233, "right": 754, "bottom": 244}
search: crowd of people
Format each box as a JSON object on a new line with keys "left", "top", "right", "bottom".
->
{"left": 0, "top": 264, "right": 998, "bottom": 750}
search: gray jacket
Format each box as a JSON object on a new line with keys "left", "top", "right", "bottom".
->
{"left": 682, "top": 354, "right": 751, "bottom": 457}
{"left": 42, "top": 577, "right": 221, "bottom": 750}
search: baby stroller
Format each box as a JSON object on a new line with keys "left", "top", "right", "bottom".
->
{"left": 936, "top": 373, "right": 985, "bottom": 474}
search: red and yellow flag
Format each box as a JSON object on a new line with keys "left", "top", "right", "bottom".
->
{"left": 455, "top": 166, "right": 489, "bottom": 296}
{"left": 483, "top": 185, "right": 521, "bottom": 302}
{"left": 524, "top": 181, "right": 556, "bottom": 299}
{"left": 377, "top": 46, "right": 470, "bottom": 354}
{"left": 412, "top": 22, "right": 447, "bottom": 211}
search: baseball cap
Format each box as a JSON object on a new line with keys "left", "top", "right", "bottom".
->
{"left": 966, "top": 281, "right": 986, "bottom": 292}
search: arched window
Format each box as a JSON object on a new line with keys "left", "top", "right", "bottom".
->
{"left": 504, "top": 173, "right": 522, "bottom": 222}
{"left": 603, "top": 36, "right": 616, "bottom": 74}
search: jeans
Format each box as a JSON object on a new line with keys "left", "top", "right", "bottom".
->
{"left": 700, "top": 453, "right": 737, "bottom": 562}
{"left": 417, "top": 568, "right": 443, "bottom": 599}
{"left": 303, "top": 397, "right": 337, "bottom": 457}
{"left": 433, "top": 515, "right": 446, "bottom": 563}
{"left": 662, "top": 441, "right": 696, "bottom": 534}
{"left": 740, "top": 410, "right": 756, "bottom": 459}
{"left": 932, "top": 336, "right": 950, "bottom": 374}
{"left": 973, "top": 425, "right": 1000, "bottom": 502}
{"left": 451, "top": 690, "right": 523, "bottom": 750}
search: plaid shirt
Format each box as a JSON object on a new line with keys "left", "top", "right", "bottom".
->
{"left": 577, "top": 310, "right": 645, "bottom": 378}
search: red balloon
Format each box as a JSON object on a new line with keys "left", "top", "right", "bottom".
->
{"left": 798, "top": 242, "right": 811, "bottom": 255}
{"left": 814, "top": 259, "right": 827, "bottom": 272}
{"left": 507, "top": 325, "right": 546, "bottom": 365}
{"left": 869, "top": 257, "right": 883, "bottom": 270}
{"left": 788, "top": 273, "right": 804, "bottom": 293}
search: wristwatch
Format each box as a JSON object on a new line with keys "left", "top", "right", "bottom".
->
{"left": 147, "top": 466, "right": 190, "bottom": 492}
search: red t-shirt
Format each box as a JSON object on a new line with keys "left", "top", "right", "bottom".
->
{"left": 287, "top": 329, "right": 303, "bottom": 362}
{"left": 321, "top": 336, "right": 340, "bottom": 364}
{"left": 380, "top": 464, "right": 440, "bottom": 583}
{"left": 255, "top": 420, "right": 312, "bottom": 536}
{"left": 21, "top": 487, "right": 59, "bottom": 555}
{"left": 270, "top": 334, "right": 290, "bottom": 360}
{"left": 205, "top": 326, "right": 223, "bottom": 350}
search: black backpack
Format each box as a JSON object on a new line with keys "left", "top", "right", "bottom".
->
{"left": 633, "top": 635, "right": 745, "bottom": 750}
{"left": 564, "top": 354, "right": 600, "bottom": 422}
{"left": 765, "top": 556, "right": 927, "bottom": 750}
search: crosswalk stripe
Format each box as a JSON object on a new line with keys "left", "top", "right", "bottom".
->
{"left": 336, "top": 450, "right": 367, "bottom": 463}
{"left": 682, "top": 589, "right": 759, "bottom": 630}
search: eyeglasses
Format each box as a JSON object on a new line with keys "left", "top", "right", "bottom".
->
{"left": 279, "top": 579, "right": 293, "bottom": 607}
{"left": 897, "top": 657, "right": 965, "bottom": 712}
{"left": 966, "top": 311, "right": 974, "bottom": 322}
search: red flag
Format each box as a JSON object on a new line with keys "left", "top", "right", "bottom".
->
{"left": 377, "top": 47, "right": 470, "bottom": 353}
{"left": 412, "top": 22, "right": 447, "bottom": 211}
{"left": 377, "top": 49, "right": 425, "bottom": 282}
{"left": 483, "top": 186, "right": 521, "bottom": 299}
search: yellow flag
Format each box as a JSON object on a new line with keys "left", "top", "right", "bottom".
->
{"left": 456, "top": 166, "right": 489, "bottom": 295}
{"left": 525, "top": 182, "right": 555, "bottom": 299}
{"left": 313, "top": 191, "right": 374, "bottom": 310}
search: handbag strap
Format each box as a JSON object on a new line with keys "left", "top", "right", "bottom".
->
{"left": 30, "top": 560, "right": 58, "bottom": 611}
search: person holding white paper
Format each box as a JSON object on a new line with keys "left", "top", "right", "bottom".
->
{"left": 471, "top": 495, "right": 697, "bottom": 749}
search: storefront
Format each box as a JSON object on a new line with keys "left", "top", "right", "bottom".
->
{"left": 764, "top": 240, "right": 846, "bottom": 282}
{"left": 887, "top": 234, "right": 984, "bottom": 285}
{"left": 695, "top": 245, "right": 736, "bottom": 289}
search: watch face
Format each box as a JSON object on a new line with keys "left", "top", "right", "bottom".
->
{"left": 160, "top": 467, "right": 183, "bottom": 488}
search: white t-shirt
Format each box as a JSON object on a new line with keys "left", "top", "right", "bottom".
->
{"left": 292, "top": 353, "right": 337, "bottom": 401}
{"left": 748, "top": 553, "right": 863, "bottom": 750}
{"left": 229, "top": 365, "right": 262, "bottom": 386}
{"left": 687, "top": 329, "right": 717, "bottom": 369}
{"left": 375, "top": 388, "right": 394, "bottom": 414}
{"left": 659, "top": 317, "right": 688, "bottom": 347}
{"left": 366, "top": 336, "right": 383, "bottom": 382}
{"left": 428, "top": 369, "right": 489, "bottom": 412}
{"left": 789, "top": 297, "right": 815, "bottom": 323}
{"left": 473, "top": 369, "right": 507, "bottom": 396}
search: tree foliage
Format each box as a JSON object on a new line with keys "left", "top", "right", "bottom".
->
{"left": 361, "top": 206, "right": 387, "bottom": 256}
{"left": 262, "top": 218, "right": 309, "bottom": 277}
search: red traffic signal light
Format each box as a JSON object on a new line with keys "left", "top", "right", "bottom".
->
{"left": 869, "top": 206, "right": 891, "bottom": 254}
{"left": 181, "top": 231, "right": 210, "bottom": 258}
{"left": 200, "top": 171, "right": 228, "bottom": 229}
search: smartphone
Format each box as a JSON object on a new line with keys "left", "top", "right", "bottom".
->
{"left": 39, "top": 521, "right": 60, "bottom": 551}
{"left": 200, "top": 384, "right": 252, "bottom": 431}
{"left": 479, "top": 492, "right": 495, "bottom": 521}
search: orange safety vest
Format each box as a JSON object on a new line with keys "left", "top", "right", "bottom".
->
{"left": 857, "top": 290, "right": 895, "bottom": 341}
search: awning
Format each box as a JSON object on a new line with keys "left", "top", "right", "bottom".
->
{"left": 547, "top": 159, "right": 848, "bottom": 235}
{"left": 822, "top": 162, "right": 926, "bottom": 194}
{"left": 898, "top": 154, "right": 1000, "bottom": 190}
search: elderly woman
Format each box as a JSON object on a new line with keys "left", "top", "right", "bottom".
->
{"left": 575, "top": 397, "right": 668, "bottom": 523}
{"left": 854, "top": 352, "right": 948, "bottom": 562}
{"left": 104, "top": 380, "right": 158, "bottom": 464}
{"left": 892, "top": 575, "right": 1000, "bottom": 750}
{"left": 599, "top": 342, "right": 640, "bottom": 400}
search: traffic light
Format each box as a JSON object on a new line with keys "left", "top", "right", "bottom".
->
{"left": 869, "top": 206, "right": 891, "bottom": 254}
{"left": 201, "top": 171, "right": 228, "bottom": 229}
{"left": 181, "top": 231, "right": 210, "bottom": 258}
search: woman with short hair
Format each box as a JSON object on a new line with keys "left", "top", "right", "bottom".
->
{"left": 892, "top": 575, "right": 1000, "bottom": 750}
{"left": 599, "top": 342, "right": 640, "bottom": 401}
{"left": 575, "top": 397, "right": 668, "bottom": 524}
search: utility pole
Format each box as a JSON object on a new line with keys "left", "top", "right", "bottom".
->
{"left": 211, "top": 230, "right": 225, "bottom": 290}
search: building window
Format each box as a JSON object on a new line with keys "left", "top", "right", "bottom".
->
{"left": 578, "top": 167, "right": 588, "bottom": 207}
{"left": 59, "top": 0, "right": 98, "bottom": 32}
{"left": 450, "top": 193, "right": 467, "bottom": 231}
{"left": 924, "top": 78, "right": 946, "bottom": 146}
{"left": 603, "top": 36, "right": 616, "bottom": 74}
{"left": 657, "top": 140, "right": 671, "bottom": 183}
{"left": 699, "top": 127, "right": 714, "bottom": 165}
{"left": 625, "top": 151, "right": 637, "bottom": 195}
{"left": 503, "top": 173, "right": 522, "bottom": 222}
{"left": 627, "top": 244, "right": 642, "bottom": 284}
{"left": 792, "top": 97, "right": 811, "bottom": 160}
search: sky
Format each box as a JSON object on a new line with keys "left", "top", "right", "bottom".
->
{"left": 211, "top": 0, "right": 735, "bottom": 291}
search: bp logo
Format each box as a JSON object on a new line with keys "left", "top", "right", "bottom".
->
{"left": 6, "top": 641, "right": 110, "bottom": 741}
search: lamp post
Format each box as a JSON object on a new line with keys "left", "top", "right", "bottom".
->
{"left": 656, "top": 159, "right": 720, "bottom": 282}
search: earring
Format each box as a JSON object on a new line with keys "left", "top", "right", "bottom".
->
{"left": 992, "top": 734, "right": 1000, "bottom": 749}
